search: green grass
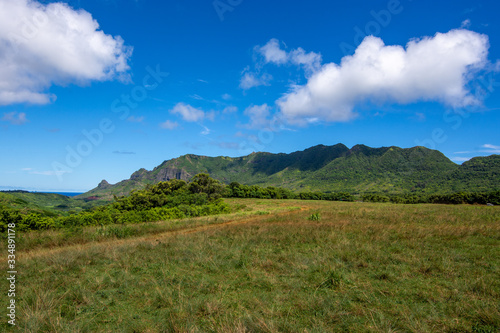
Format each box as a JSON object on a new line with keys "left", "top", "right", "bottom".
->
{"left": 1, "top": 199, "right": 499, "bottom": 332}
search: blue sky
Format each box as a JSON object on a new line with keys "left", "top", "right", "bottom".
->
{"left": 0, "top": 0, "right": 499, "bottom": 192}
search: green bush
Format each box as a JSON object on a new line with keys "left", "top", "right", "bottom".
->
{"left": 19, "top": 213, "right": 55, "bottom": 230}
{"left": 308, "top": 212, "right": 321, "bottom": 221}
{"left": 362, "top": 194, "right": 390, "bottom": 203}
{"left": 0, "top": 207, "right": 22, "bottom": 232}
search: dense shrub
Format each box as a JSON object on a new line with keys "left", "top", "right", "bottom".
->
{"left": 0, "top": 207, "right": 22, "bottom": 232}
{"left": 20, "top": 213, "right": 55, "bottom": 230}
{"left": 362, "top": 194, "right": 391, "bottom": 203}
{"left": 386, "top": 191, "right": 500, "bottom": 205}
{"left": 0, "top": 176, "right": 232, "bottom": 231}
{"left": 225, "top": 182, "right": 354, "bottom": 202}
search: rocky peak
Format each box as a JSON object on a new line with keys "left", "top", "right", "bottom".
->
{"left": 130, "top": 168, "right": 148, "bottom": 180}
{"left": 97, "top": 180, "right": 111, "bottom": 189}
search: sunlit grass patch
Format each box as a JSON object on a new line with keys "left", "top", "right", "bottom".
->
{"left": 4, "top": 199, "right": 499, "bottom": 332}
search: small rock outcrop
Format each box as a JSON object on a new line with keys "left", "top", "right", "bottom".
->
{"left": 97, "top": 180, "right": 111, "bottom": 189}
{"left": 130, "top": 168, "right": 148, "bottom": 180}
{"left": 154, "top": 168, "right": 191, "bottom": 182}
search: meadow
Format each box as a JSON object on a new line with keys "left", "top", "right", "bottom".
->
{"left": 1, "top": 199, "right": 499, "bottom": 332}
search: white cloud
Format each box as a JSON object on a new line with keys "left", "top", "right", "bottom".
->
{"left": 243, "top": 104, "right": 271, "bottom": 129}
{"left": 159, "top": 120, "right": 179, "bottom": 130}
{"left": 200, "top": 125, "right": 211, "bottom": 135}
{"left": 482, "top": 144, "right": 500, "bottom": 150}
{"left": 221, "top": 93, "right": 232, "bottom": 100}
{"left": 481, "top": 144, "right": 500, "bottom": 153}
{"left": 258, "top": 38, "right": 288, "bottom": 65}
{"left": 1, "top": 111, "right": 28, "bottom": 125}
{"left": 289, "top": 47, "right": 322, "bottom": 73}
{"left": 170, "top": 103, "right": 205, "bottom": 122}
{"left": 452, "top": 157, "right": 472, "bottom": 162}
{"left": 0, "top": 0, "right": 132, "bottom": 105}
{"left": 241, "top": 40, "right": 321, "bottom": 90}
{"left": 277, "top": 29, "right": 490, "bottom": 125}
{"left": 190, "top": 94, "right": 204, "bottom": 100}
{"left": 461, "top": 19, "right": 471, "bottom": 29}
{"left": 257, "top": 39, "right": 322, "bottom": 74}
{"left": 239, "top": 71, "right": 272, "bottom": 90}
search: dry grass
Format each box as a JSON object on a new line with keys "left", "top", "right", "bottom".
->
{"left": 1, "top": 199, "right": 499, "bottom": 332}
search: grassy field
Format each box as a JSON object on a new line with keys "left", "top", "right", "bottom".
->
{"left": 1, "top": 199, "right": 499, "bottom": 332}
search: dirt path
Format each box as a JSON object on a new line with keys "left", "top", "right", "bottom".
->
{"left": 17, "top": 205, "right": 311, "bottom": 262}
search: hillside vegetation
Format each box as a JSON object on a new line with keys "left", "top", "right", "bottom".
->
{"left": 0, "top": 191, "right": 97, "bottom": 215}
{"left": 77, "top": 144, "right": 500, "bottom": 200}
{"left": 0, "top": 175, "right": 230, "bottom": 232}
{"left": 4, "top": 174, "right": 498, "bottom": 233}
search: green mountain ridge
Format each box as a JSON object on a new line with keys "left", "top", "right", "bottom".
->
{"left": 78, "top": 144, "right": 500, "bottom": 200}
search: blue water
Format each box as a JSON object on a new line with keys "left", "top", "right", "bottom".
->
{"left": 0, "top": 190, "right": 85, "bottom": 197}
{"left": 47, "top": 192, "right": 84, "bottom": 197}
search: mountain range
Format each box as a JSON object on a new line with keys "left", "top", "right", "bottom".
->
{"left": 78, "top": 144, "right": 500, "bottom": 200}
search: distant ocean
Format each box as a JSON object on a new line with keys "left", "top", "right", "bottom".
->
{"left": 0, "top": 190, "right": 85, "bottom": 197}
{"left": 46, "top": 192, "right": 84, "bottom": 197}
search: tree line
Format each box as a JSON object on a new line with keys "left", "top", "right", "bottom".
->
{"left": 361, "top": 191, "right": 500, "bottom": 205}
{"left": 1, "top": 174, "right": 497, "bottom": 232}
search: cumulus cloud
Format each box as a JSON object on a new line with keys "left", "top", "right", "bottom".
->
{"left": 241, "top": 39, "right": 322, "bottom": 91}
{"left": 289, "top": 47, "right": 322, "bottom": 73}
{"left": 277, "top": 29, "right": 491, "bottom": 125}
{"left": 257, "top": 38, "right": 322, "bottom": 73}
{"left": 1, "top": 111, "right": 28, "bottom": 125}
{"left": 170, "top": 103, "right": 205, "bottom": 122}
{"left": 159, "top": 120, "right": 179, "bottom": 130}
{"left": 0, "top": 0, "right": 132, "bottom": 105}
{"left": 243, "top": 104, "right": 271, "bottom": 129}
{"left": 240, "top": 71, "right": 272, "bottom": 90}
{"left": 258, "top": 39, "right": 288, "bottom": 64}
